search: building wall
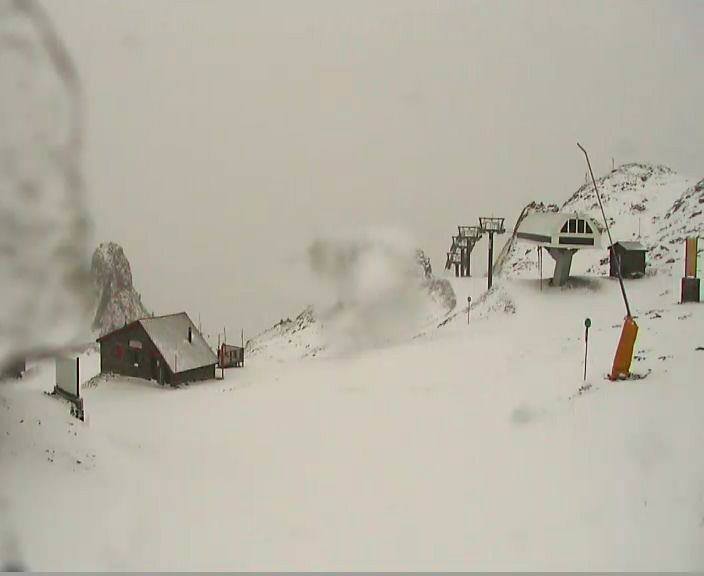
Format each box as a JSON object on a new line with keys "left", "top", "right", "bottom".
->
{"left": 610, "top": 249, "right": 646, "bottom": 278}
{"left": 173, "top": 364, "right": 216, "bottom": 384}
{"left": 99, "top": 324, "right": 173, "bottom": 384}
{"left": 219, "top": 344, "right": 244, "bottom": 368}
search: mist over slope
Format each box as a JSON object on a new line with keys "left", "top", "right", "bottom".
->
{"left": 496, "top": 163, "right": 701, "bottom": 281}
{"left": 247, "top": 231, "right": 456, "bottom": 360}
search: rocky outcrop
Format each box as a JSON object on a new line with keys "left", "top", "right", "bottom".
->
{"left": 91, "top": 242, "right": 149, "bottom": 336}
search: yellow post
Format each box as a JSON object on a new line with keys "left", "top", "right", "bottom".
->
{"left": 685, "top": 237, "right": 698, "bottom": 278}
{"left": 609, "top": 316, "right": 639, "bottom": 380}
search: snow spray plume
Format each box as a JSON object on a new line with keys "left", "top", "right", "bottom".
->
{"left": 307, "top": 230, "right": 434, "bottom": 352}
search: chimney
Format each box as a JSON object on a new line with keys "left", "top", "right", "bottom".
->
{"left": 188, "top": 326, "right": 193, "bottom": 343}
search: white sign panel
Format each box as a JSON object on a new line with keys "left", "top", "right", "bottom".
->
{"left": 56, "top": 356, "right": 79, "bottom": 398}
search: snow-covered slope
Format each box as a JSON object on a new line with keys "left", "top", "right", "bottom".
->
{"left": 1, "top": 266, "right": 702, "bottom": 571}
{"left": 496, "top": 163, "right": 701, "bottom": 281}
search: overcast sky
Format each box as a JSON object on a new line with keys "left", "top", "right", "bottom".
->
{"left": 45, "top": 0, "right": 704, "bottom": 338}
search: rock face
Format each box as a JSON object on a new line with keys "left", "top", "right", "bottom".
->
{"left": 91, "top": 242, "right": 149, "bottom": 336}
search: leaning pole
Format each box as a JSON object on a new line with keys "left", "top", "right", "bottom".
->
{"left": 577, "top": 143, "right": 637, "bottom": 380}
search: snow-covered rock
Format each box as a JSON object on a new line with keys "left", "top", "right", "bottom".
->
{"left": 90, "top": 242, "right": 149, "bottom": 336}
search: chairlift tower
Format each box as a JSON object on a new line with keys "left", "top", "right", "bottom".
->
{"left": 478, "top": 217, "right": 506, "bottom": 290}
{"left": 445, "top": 250, "right": 462, "bottom": 277}
{"left": 457, "top": 225, "right": 482, "bottom": 277}
{"left": 453, "top": 235, "right": 468, "bottom": 277}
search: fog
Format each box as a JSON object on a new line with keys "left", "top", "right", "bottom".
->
{"left": 44, "top": 0, "right": 704, "bottom": 339}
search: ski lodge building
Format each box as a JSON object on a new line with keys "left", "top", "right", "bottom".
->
{"left": 97, "top": 312, "right": 217, "bottom": 385}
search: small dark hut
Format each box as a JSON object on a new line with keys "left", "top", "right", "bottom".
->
{"left": 97, "top": 312, "right": 217, "bottom": 385}
{"left": 218, "top": 343, "right": 244, "bottom": 368}
{"left": 610, "top": 241, "right": 647, "bottom": 279}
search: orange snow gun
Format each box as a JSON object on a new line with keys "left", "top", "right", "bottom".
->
{"left": 609, "top": 315, "right": 638, "bottom": 380}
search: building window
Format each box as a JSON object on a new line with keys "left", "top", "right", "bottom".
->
{"left": 568, "top": 219, "right": 577, "bottom": 233}
{"left": 577, "top": 219, "right": 585, "bottom": 233}
{"left": 561, "top": 221, "right": 569, "bottom": 233}
{"left": 585, "top": 222, "right": 593, "bottom": 233}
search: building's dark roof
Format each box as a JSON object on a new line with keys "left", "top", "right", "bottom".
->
{"left": 610, "top": 241, "right": 647, "bottom": 252}
{"left": 98, "top": 312, "right": 217, "bottom": 373}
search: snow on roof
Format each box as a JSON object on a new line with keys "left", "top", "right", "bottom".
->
{"left": 517, "top": 212, "right": 571, "bottom": 237}
{"left": 610, "top": 241, "right": 647, "bottom": 251}
{"left": 517, "top": 211, "right": 602, "bottom": 237}
{"left": 140, "top": 313, "right": 217, "bottom": 374}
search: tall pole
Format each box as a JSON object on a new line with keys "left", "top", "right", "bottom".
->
{"left": 487, "top": 231, "right": 494, "bottom": 290}
{"left": 467, "top": 245, "right": 471, "bottom": 277}
{"left": 577, "top": 143, "right": 632, "bottom": 317}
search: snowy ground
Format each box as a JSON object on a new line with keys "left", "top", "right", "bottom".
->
{"left": 1, "top": 270, "right": 703, "bottom": 570}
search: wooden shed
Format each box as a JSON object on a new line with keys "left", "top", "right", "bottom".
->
{"left": 218, "top": 343, "right": 244, "bottom": 368}
{"left": 609, "top": 241, "right": 647, "bottom": 279}
{"left": 97, "top": 312, "right": 217, "bottom": 385}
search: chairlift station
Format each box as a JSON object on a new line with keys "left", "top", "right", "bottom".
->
{"left": 516, "top": 212, "right": 602, "bottom": 286}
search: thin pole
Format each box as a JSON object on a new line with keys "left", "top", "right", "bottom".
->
{"left": 487, "top": 231, "right": 494, "bottom": 290}
{"left": 583, "top": 328, "right": 589, "bottom": 381}
{"left": 577, "top": 142, "right": 632, "bottom": 317}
